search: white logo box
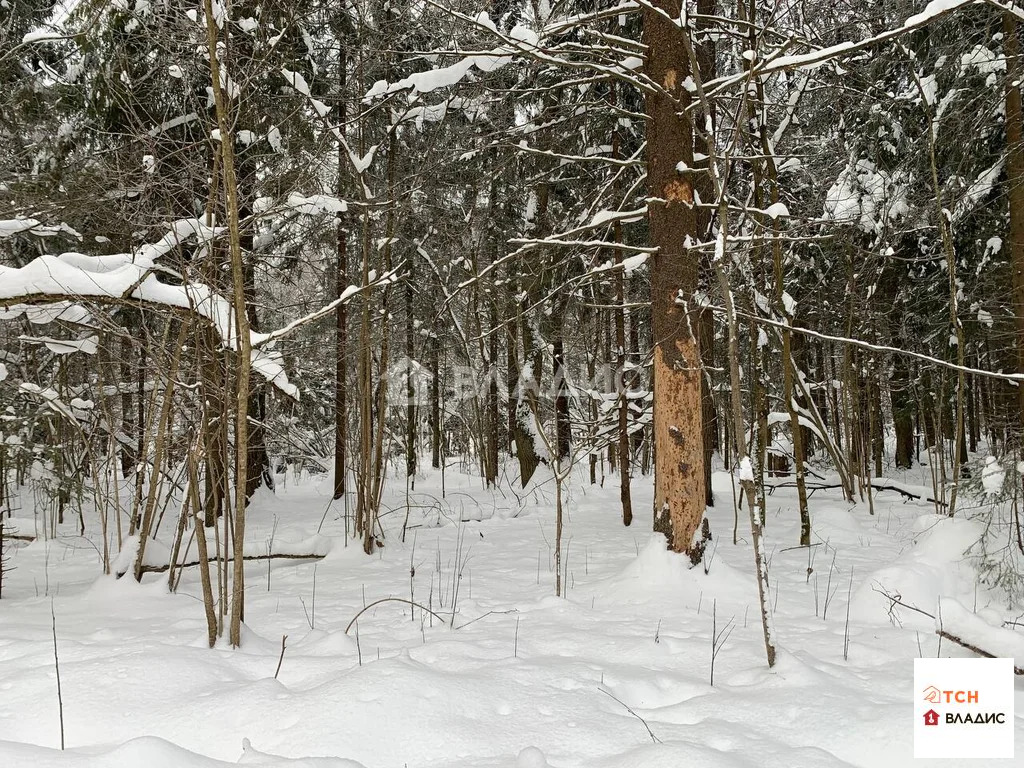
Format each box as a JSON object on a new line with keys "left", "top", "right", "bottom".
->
{"left": 914, "top": 657, "right": 1015, "bottom": 759}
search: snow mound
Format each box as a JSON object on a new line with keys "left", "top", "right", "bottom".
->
{"left": 515, "top": 746, "right": 548, "bottom": 768}
{"left": 596, "top": 536, "right": 757, "bottom": 611}
{"left": 240, "top": 738, "right": 367, "bottom": 766}
{"left": 0, "top": 736, "right": 367, "bottom": 768}
{"left": 849, "top": 515, "right": 986, "bottom": 627}
{"left": 588, "top": 739, "right": 855, "bottom": 767}
{"left": 938, "top": 597, "right": 1024, "bottom": 669}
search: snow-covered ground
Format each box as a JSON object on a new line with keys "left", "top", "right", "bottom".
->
{"left": 1, "top": 462, "right": 1022, "bottom": 767}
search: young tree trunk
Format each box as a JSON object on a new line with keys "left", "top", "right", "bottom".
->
{"left": 406, "top": 250, "right": 418, "bottom": 483}
{"left": 614, "top": 219, "right": 633, "bottom": 525}
{"left": 700, "top": 312, "right": 716, "bottom": 508}
{"left": 552, "top": 321, "right": 571, "bottom": 461}
{"left": 356, "top": 203, "right": 373, "bottom": 542}
{"left": 204, "top": 0, "right": 253, "bottom": 647}
{"left": 201, "top": 331, "right": 229, "bottom": 527}
{"left": 487, "top": 305, "right": 501, "bottom": 481}
{"left": 333, "top": 44, "right": 349, "bottom": 500}
{"left": 643, "top": 0, "right": 706, "bottom": 555}
{"left": 695, "top": 0, "right": 717, "bottom": 511}
{"left": 510, "top": 311, "right": 542, "bottom": 486}
{"left": 240, "top": 157, "right": 271, "bottom": 501}
{"left": 892, "top": 356, "right": 915, "bottom": 469}
{"left": 430, "top": 331, "right": 442, "bottom": 470}
{"left": 714, "top": 246, "right": 777, "bottom": 668}
{"left": 187, "top": 445, "right": 218, "bottom": 647}
{"left": 119, "top": 334, "right": 135, "bottom": 479}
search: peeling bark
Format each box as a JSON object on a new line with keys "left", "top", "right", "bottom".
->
{"left": 643, "top": 0, "right": 706, "bottom": 554}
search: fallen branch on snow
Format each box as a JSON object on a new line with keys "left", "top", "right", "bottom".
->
{"left": 937, "top": 598, "right": 1024, "bottom": 675}
{"left": 768, "top": 480, "right": 945, "bottom": 505}
{"left": 124, "top": 551, "right": 326, "bottom": 577}
{"left": 936, "top": 629, "right": 1024, "bottom": 675}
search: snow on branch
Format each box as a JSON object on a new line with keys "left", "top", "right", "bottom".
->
{"left": 0, "top": 218, "right": 386, "bottom": 400}
{"left": 363, "top": 14, "right": 541, "bottom": 99}
{"left": 0, "top": 218, "right": 42, "bottom": 237}
{"left": 364, "top": 2, "right": 658, "bottom": 103}
{"left": 704, "top": 0, "right": 996, "bottom": 96}
{"left": 18, "top": 335, "right": 98, "bottom": 355}
{"left": 721, "top": 304, "right": 1024, "bottom": 384}
{"left": 255, "top": 267, "right": 401, "bottom": 346}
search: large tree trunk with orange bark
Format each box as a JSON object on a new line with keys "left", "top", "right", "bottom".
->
{"left": 643, "top": 0, "right": 707, "bottom": 558}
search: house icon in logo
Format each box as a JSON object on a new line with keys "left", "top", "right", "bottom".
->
{"left": 924, "top": 709, "right": 940, "bottom": 726}
{"left": 923, "top": 685, "right": 941, "bottom": 703}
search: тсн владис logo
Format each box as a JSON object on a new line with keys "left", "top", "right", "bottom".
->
{"left": 913, "top": 658, "right": 1014, "bottom": 758}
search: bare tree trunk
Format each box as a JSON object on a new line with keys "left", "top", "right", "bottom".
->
{"left": 132, "top": 323, "right": 188, "bottom": 581}
{"left": 406, "top": 249, "right": 418, "bottom": 483}
{"left": 510, "top": 305, "right": 542, "bottom": 486}
{"left": 334, "top": 33, "right": 349, "bottom": 501}
{"left": 356, "top": 203, "right": 373, "bottom": 542}
{"left": 241, "top": 161, "right": 271, "bottom": 501}
{"left": 893, "top": 355, "right": 915, "bottom": 469}
{"left": 644, "top": 0, "right": 706, "bottom": 555}
{"left": 204, "top": 0, "right": 253, "bottom": 647}
{"left": 775, "top": 242, "right": 810, "bottom": 544}
{"left": 430, "top": 332, "right": 442, "bottom": 470}
{"left": 129, "top": 338, "right": 148, "bottom": 534}
{"left": 714, "top": 246, "right": 777, "bottom": 668}
{"left": 487, "top": 304, "right": 501, "bottom": 479}
{"left": 553, "top": 318, "right": 571, "bottom": 461}
{"left": 366, "top": 133, "right": 399, "bottom": 551}
{"left": 696, "top": 0, "right": 717, "bottom": 512}
{"left": 614, "top": 217, "right": 633, "bottom": 525}
{"left": 914, "top": 65, "right": 965, "bottom": 514}
{"left": 187, "top": 444, "right": 218, "bottom": 647}
{"left": 119, "top": 334, "right": 135, "bottom": 479}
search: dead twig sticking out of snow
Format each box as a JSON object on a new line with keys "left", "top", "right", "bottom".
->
{"left": 844, "top": 568, "right": 854, "bottom": 662}
{"left": 345, "top": 597, "right": 447, "bottom": 635}
{"left": 710, "top": 599, "right": 736, "bottom": 687}
{"left": 51, "top": 599, "right": 64, "bottom": 750}
{"left": 274, "top": 635, "right": 288, "bottom": 680}
{"left": 311, "top": 564, "right": 318, "bottom": 630}
{"left": 453, "top": 608, "right": 518, "bottom": 631}
{"left": 871, "top": 584, "right": 936, "bottom": 627}
{"left": 300, "top": 597, "right": 314, "bottom": 631}
{"left": 822, "top": 553, "right": 839, "bottom": 620}
{"left": 598, "top": 687, "right": 661, "bottom": 744}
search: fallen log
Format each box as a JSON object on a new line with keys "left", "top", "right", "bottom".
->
{"left": 937, "top": 630, "right": 1024, "bottom": 675}
{"left": 120, "top": 551, "right": 326, "bottom": 577}
{"left": 767, "top": 480, "right": 946, "bottom": 506}
{"left": 937, "top": 597, "right": 1024, "bottom": 675}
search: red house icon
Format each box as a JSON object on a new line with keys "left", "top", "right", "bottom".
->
{"left": 924, "top": 709, "right": 940, "bottom": 726}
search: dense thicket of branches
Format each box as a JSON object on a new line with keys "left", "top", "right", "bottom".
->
{"left": 2, "top": 0, "right": 1024, "bottom": 647}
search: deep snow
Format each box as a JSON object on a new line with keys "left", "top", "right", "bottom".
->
{"left": 1, "top": 462, "right": 1022, "bottom": 767}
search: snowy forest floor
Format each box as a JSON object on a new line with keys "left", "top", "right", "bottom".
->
{"left": 1, "top": 461, "right": 1022, "bottom": 767}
